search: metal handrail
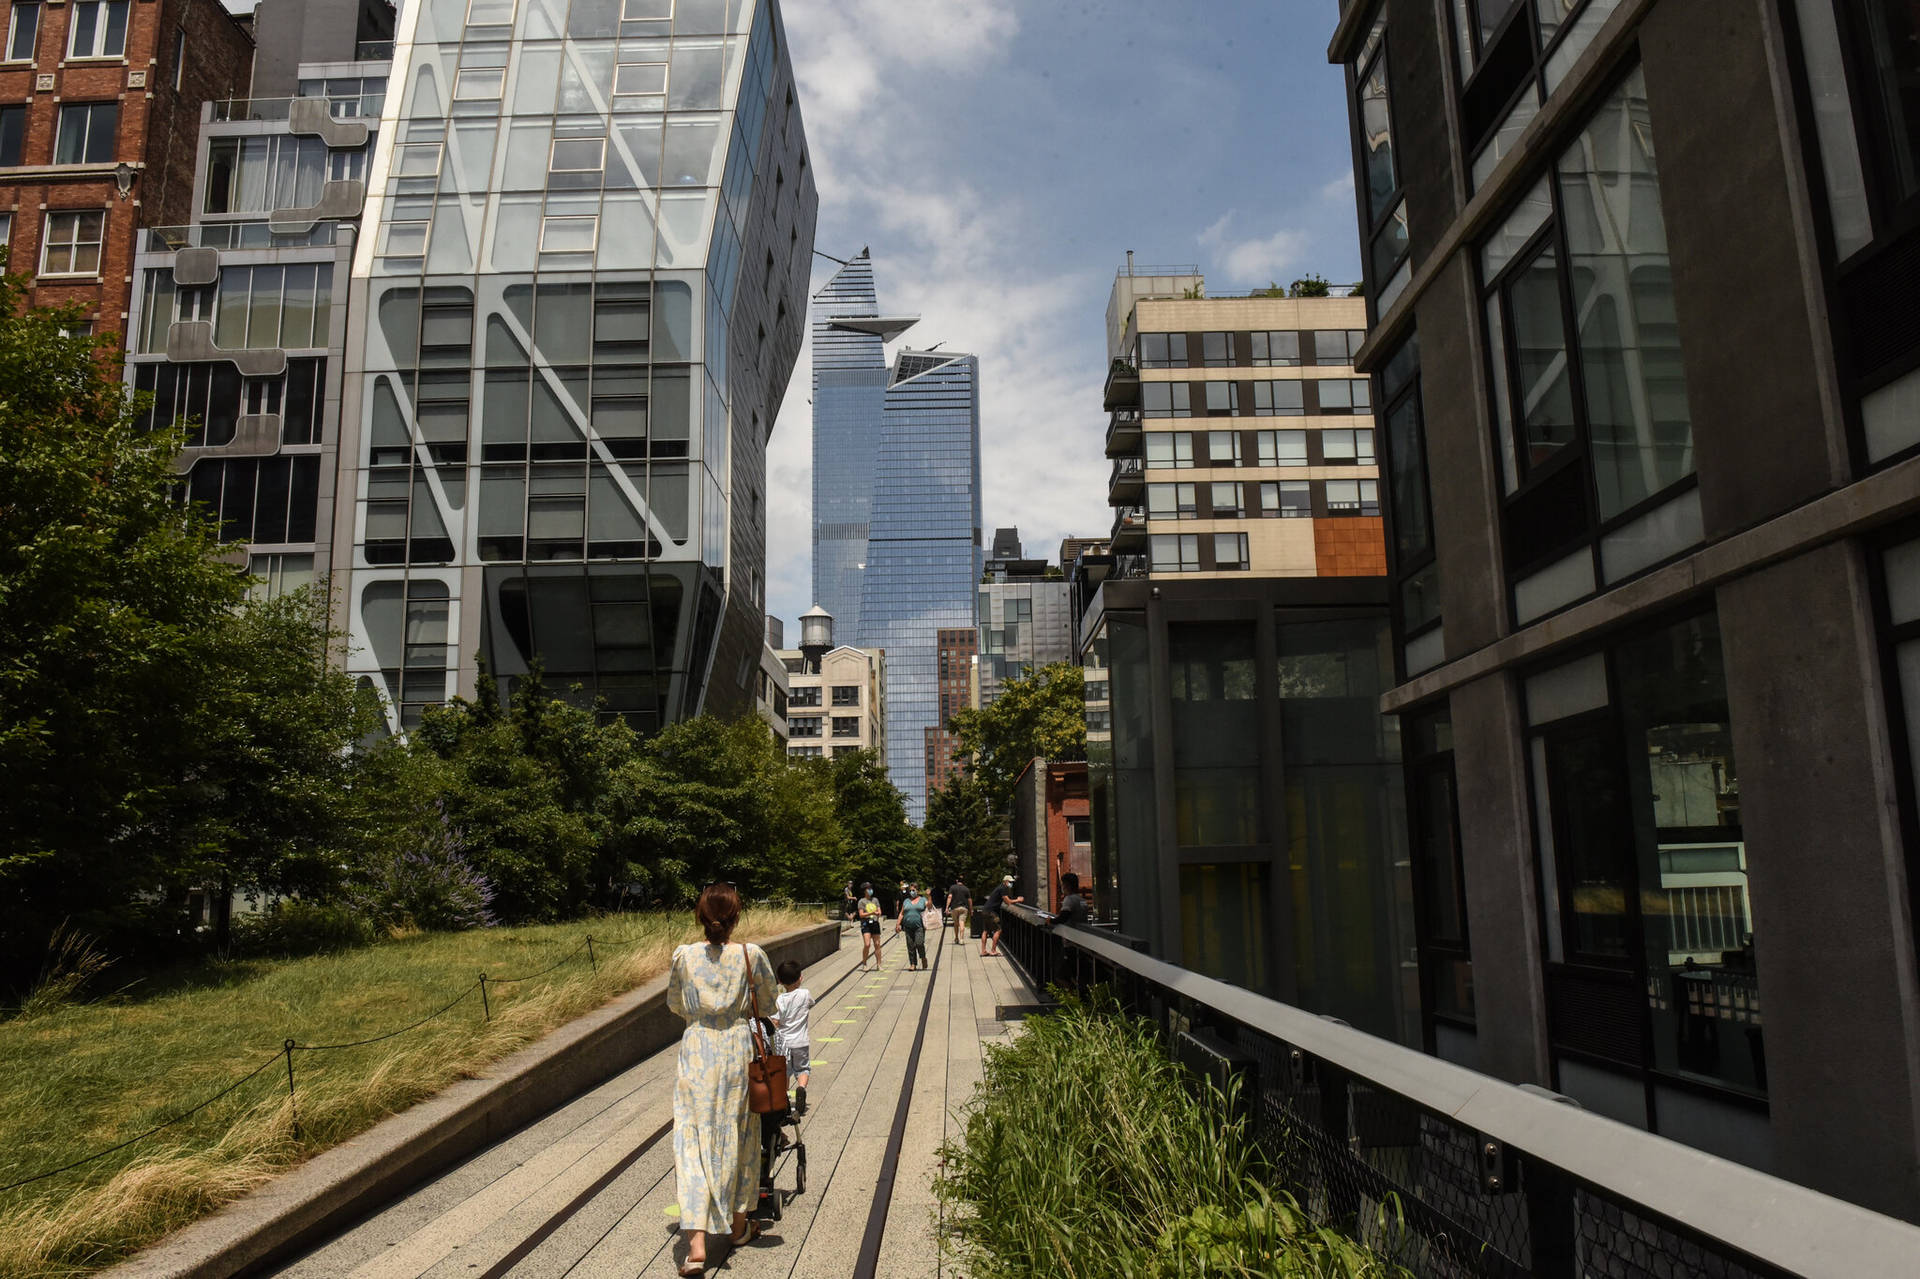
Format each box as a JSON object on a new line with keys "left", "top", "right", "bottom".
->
{"left": 998, "top": 904, "right": 1920, "bottom": 1279}
{"left": 1109, "top": 456, "right": 1145, "bottom": 485}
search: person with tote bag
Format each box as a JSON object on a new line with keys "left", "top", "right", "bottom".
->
{"left": 666, "top": 883, "right": 780, "bottom": 1275}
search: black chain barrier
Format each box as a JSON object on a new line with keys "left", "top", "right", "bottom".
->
{"left": 0, "top": 932, "right": 613, "bottom": 1196}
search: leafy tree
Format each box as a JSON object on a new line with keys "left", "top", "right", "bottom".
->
{"left": 829, "top": 750, "right": 925, "bottom": 905}
{"left": 951, "top": 661, "right": 1087, "bottom": 814}
{"left": 1289, "top": 274, "right": 1332, "bottom": 298}
{"left": 923, "top": 773, "right": 1008, "bottom": 904}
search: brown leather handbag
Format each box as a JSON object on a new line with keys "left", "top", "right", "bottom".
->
{"left": 742, "top": 945, "right": 787, "bottom": 1114}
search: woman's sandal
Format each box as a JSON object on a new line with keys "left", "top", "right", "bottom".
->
{"left": 678, "top": 1262, "right": 705, "bottom": 1277}
{"left": 729, "top": 1219, "right": 762, "bottom": 1248}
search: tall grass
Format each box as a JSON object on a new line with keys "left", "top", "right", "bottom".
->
{"left": 0, "top": 908, "right": 817, "bottom": 1279}
{"left": 935, "top": 992, "right": 1411, "bottom": 1278}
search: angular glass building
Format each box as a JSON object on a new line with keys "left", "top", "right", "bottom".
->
{"left": 810, "top": 251, "right": 981, "bottom": 819}
{"left": 335, "top": 0, "right": 816, "bottom": 731}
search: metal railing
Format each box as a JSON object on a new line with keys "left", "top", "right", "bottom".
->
{"left": 1108, "top": 455, "right": 1145, "bottom": 489}
{"left": 998, "top": 905, "right": 1920, "bottom": 1279}
{"left": 355, "top": 40, "right": 395, "bottom": 61}
{"left": 211, "top": 95, "right": 385, "bottom": 123}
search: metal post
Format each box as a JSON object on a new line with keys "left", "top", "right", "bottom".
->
{"left": 283, "top": 1038, "right": 300, "bottom": 1139}
{"left": 586, "top": 936, "right": 596, "bottom": 974}
{"left": 1522, "top": 1158, "right": 1578, "bottom": 1276}
{"left": 479, "top": 973, "right": 490, "bottom": 1021}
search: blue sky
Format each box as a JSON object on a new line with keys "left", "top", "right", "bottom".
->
{"left": 767, "top": 0, "right": 1359, "bottom": 635}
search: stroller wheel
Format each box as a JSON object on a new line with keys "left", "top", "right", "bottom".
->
{"left": 795, "top": 1146, "right": 807, "bottom": 1194}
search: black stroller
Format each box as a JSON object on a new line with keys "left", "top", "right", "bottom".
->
{"left": 752, "top": 1017, "right": 807, "bottom": 1221}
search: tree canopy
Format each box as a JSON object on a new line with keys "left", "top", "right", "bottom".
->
{"left": 922, "top": 772, "right": 1008, "bottom": 901}
{"left": 951, "top": 661, "right": 1087, "bottom": 814}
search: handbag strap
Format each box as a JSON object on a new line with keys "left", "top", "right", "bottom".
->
{"left": 741, "top": 945, "right": 768, "bottom": 1057}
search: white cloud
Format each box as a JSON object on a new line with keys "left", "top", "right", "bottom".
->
{"left": 1320, "top": 169, "right": 1356, "bottom": 203}
{"left": 1197, "top": 210, "right": 1310, "bottom": 290}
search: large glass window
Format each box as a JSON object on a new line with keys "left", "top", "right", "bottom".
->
{"left": 1251, "top": 380, "right": 1305, "bottom": 416}
{"left": 1137, "top": 332, "right": 1189, "bottom": 368}
{"left": 67, "top": 0, "right": 127, "bottom": 57}
{"left": 1406, "top": 708, "right": 1472, "bottom": 1026}
{"left": 1378, "top": 333, "right": 1442, "bottom": 646}
{"left": 205, "top": 136, "right": 341, "bottom": 214}
{"left": 1141, "top": 381, "right": 1192, "bottom": 417}
{"left": 1150, "top": 532, "right": 1200, "bottom": 573}
{"left": 1452, "top": 1, "right": 1623, "bottom": 184}
{"left": 1526, "top": 612, "right": 1757, "bottom": 1097}
{"left": 1251, "top": 330, "right": 1300, "bottom": 366}
{"left": 1843, "top": 0, "right": 1920, "bottom": 207}
{"left": 1480, "top": 67, "right": 1694, "bottom": 586}
{"left": 1169, "top": 623, "right": 1259, "bottom": 847}
{"left": 1144, "top": 431, "right": 1194, "bottom": 469}
{"left": 1348, "top": 13, "right": 1410, "bottom": 304}
{"left": 1200, "top": 331, "right": 1234, "bottom": 367}
{"left": 1260, "top": 480, "right": 1311, "bottom": 517}
{"left": 54, "top": 103, "right": 117, "bottom": 165}
{"left": 1146, "top": 482, "right": 1196, "bottom": 519}
{"left": 1257, "top": 429, "right": 1306, "bottom": 466}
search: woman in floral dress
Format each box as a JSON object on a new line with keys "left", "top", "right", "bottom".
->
{"left": 667, "top": 883, "right": 779, "bottom": 1275}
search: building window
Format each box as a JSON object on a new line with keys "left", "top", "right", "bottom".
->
{"left": 1251, "top": 380, "right": 1305, "bottom": 416}
{"left": 207, "top": 264, "right": 333, "bottom": 349}
{"left": 789, "top": 744, "right": 823, "bottom": 758}
{"left": 1210, "top": 482, "right": 1244, "bottom": 519}
{"left": 1010, "top": 597, "right": 1032, "bottom": 622}
{"left": 1325, "top": 478, "right": 1380, "bottom": 515}
{"left": 1150, "top": 533, "right": 1201, "bottom": 573}
{"left": 1257, "top": 429, "right": 1307, "bottom": 466}
{"left": 549, "top": 137, "right": 607, "bottom": 173}
{"left": 1137, "top": 332, "right": 1189, "bottom": 368}
{"left": 54, "top": 104, "right": 118, "bottom": 165}
{"left": 395, "top": 142, "right": 444, "bottom": 179}
{"left": 1406, "top": 707, "right": 1472, "bottom": 1028}
{"left": 1251, "top": 330, "right": 1300, "bottom": 366}
{"left": 1144, "top": 431, "right": 1194, "bottom": 468}
{"left": 1525, "top": 611, "right": 1757, "bottom": 1100}
{"left": 1320, "top": 427, "right": 1376, "bottom": 464}
{"left": 1147, "top": 482, "right": 1197, "bottom": 520}
{"left": 1882, "top": 535, "right": 1920, "bottom": 944}
{"left": 206, "top": 136, "right": 351, "bottom": 215}
{"left": 1378, "top": 332, "right": 1441, "bottom": 651}
{"left": 614, "top": 61, "right": 669, "bottom": 107}
{"left": 1068, "top": 817, "right": 1092, "bottom": 845}
{"left": 1314, "top": 379, "right": 1372, "bottom": 414}
{"left": 1203, "top": 381, "right": 1238, "bottom": 416}
{"left": 0, "top": 212, "right": 11, "bottom": 251}
{"left": 1207, "top": 430, "right": 1241, "bottom": 465}
{"left": 0, "top": 105, "right": 23, "bottom": 167}
{"left": 789, "top": 715, "right": 823, "bottom": 738}
{"left": 539, "top": 214, "right": 598, "bottom": 253}
{"left": 67, "top": 0, "right": 127, "bottom": 58}
{"left": 831, "top": 684, "right": 860, "bottom": 706}
{"left": 1200, "top": 331, "right": 1234, "bottom": 367}
{"left": 1348, "top": 12, "right": 1409, "bottom": 304}
{"left": 831, "top": 715, "right": 861, "bottom": 738}
{"left": 5, "top": 3, "right": 39, "bottom": 61}
{"left": 1141, "top": 381, "right": 1192, "bottom": 417}
{"left": 454, "top": 66, "right": 506, "bottom": 100}
{"left": 790, "top": 684, "right": 821, "bottom": 707}
{"left": 1260, "top": 480, "right": 1311, "bottom": 518}
{"left": 1312, "top": 330, "right": 1366, "bottom": 364}
{"left": 1213, "top": 532, "right": 1250, "bottom": 571}
{"left": 40, "top": 211, "right": 104, "bottom": 277}
{"left": 1480, "top": 67, "right": 1692, "bottom": 585}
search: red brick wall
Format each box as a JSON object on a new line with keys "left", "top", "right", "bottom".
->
{"left": 1044, "top": 762, "right": 1089, "bottom": 910}
{"left": 1312, "top": 516, "right": 1388, "bottom": 577}
{"left": 0, "top": 0, "right": 250, "bottom": 337}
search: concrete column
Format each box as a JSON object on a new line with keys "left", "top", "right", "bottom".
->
{"left": 1448, "top": 671, "right": 1553, "bottom": 1085}
{"left": 1717, "top": 540, "right": 1920, "bottom": 1221}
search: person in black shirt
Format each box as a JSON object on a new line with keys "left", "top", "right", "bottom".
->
{"left": 1052, "top": 872, "right": 1090, "bottom": 927}
{"left": 945, "top": 878, "right": 972, "bottom": 944}
{"left": 981, "top": 875, "right": 1022, "bottom": 956}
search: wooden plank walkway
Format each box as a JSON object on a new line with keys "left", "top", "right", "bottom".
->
{"left": 267, "top": 921, "right": 1036, "bottom": 1278}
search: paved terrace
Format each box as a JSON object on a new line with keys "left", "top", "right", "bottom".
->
{"left": 266, "top": 924, "right": 1032, "bottom": 1278}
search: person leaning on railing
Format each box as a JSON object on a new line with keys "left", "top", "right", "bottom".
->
{"left": 1050, "top": 872, "right": 1090, "bottom": 927}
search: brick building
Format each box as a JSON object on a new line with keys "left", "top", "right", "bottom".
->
{"left": 1011, "top": 759, "right": 1091, "bottom": 913}
{"left": 925, "top": 626, "right": 979, "bottom": 801}
{"left": 0, "top": 0, "right": 253, "bottom": 332}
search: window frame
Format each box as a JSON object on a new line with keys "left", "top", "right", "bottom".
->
{"left": 54, "top": 102, "right": 119, "bottom": 166}
{"left": 1346, "top": 10, "right": 1410, "bottom": 298}
{"left": 6, "top": 2, "right": 40, "bottom": 62}
{"left": 1212, "top": 531, "right": 1250, "bottom": 571}
{"left": 66, "top": 0, "right": 128, "bottom": 59}
{"left": 39, "top": 209, "right": 106, "bottom": 278}
{"left": 0, "top": 103, "right": 24, "bottom": 168}
{"left": 539, "top": 213, "right": 600, "bottom": 254}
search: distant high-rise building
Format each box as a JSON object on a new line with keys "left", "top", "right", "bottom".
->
{"left": 810, "top": 250, "right": 981, "bottom": 820}
{"left": 925, "top": 626, "right": 978, "bottom": 799}
{"left": 328, "top": 0, "right": 817, "bottom": 733}
{"left": 975, "top": 527, "right": 1071, "bottom": 706}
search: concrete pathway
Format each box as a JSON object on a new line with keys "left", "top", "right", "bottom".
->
{"left": 267, "top": 921, "right": 1037, "bottom": 1279}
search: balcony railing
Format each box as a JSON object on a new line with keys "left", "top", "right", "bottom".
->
{"left": 1110, "top": 504, "right": 1147, "bottom": 552}
{"left": 355, "top": 40, "right": 395, "bottom": 61}
{"left": 145, "top": 222, "right": 342, "bottom": 252}
{"left": 1108, "top": 454, "right": 1145, "bottom": 501}
{"left": 1105, "top": 407, "right": 1143, "bottom": 458}
{"left": 211, "top": 95, "right": 385, "bottom": 123}
{"left": 998, "top": 906, "right": 1920, "bottom": 1279}
{"left": 1103, "top": 358, "right": 1140, "bottom": 412}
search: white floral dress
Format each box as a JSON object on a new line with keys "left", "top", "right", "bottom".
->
{"left": 667, "top": 940, "right": 778, "bottom": 1234}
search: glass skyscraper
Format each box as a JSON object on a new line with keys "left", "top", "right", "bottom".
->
{"left": 810, "top": 252, "right": 981, "bottom": 819}
{"left": 334, "top": 0, "right": 816, "bottom": 732}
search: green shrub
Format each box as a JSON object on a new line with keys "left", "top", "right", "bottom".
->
{"left": 936, "top": 992, "right": 1410, "bottom": 1278}
{"left": 231, "top": 899, "right": 375, "bottom": 958}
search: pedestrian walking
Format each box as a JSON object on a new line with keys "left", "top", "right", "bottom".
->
{"left": 841, "top": 880, "right": 856, "bottom": 921}
{"left": 666, "top": 884, "right": 779, "bottom": 1275}
{"left": 896, "top": 883, "right": 930, "bottom": 970}
{"left": 945, "top": 877, "right": 972, "bottom": 944}
{"left": 981, "top": 875, "right": 1022, "bottom": 956}
{"left": 856, "top": 883, "right": 884, "bottom": 970}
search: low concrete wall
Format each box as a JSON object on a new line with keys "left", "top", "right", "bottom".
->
{"left": 108, "top": 920, "right": 842, "bottom": 1279}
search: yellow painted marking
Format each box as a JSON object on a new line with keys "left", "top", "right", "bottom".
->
{"left": 831, "top": 1018, "right": 859, "bottom": 1023}
{"left": 818, "top": 1036, "right": 843, "bottom": 1042}
{"left": 665, "top": 1204, "right": 681, "bottom": 1217}
{"left": 847, "top": 1004, "right": 867, "bottom": 1009}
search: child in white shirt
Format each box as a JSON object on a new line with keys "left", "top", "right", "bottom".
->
{"left": 773, "top": 960, "right": 812, "bottom": 1115}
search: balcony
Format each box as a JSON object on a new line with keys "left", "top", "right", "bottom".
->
{"left": 145, "top": 222, "right": 341, "bottom": 252}
{"left": 1104, "top": 407, "right": 1143, "bottom": 458}
{"left": 1108, "top": 455, "right": 1145, "bottom": 504}
{"left": 1103, "top": 358, "right": 1140, "bottom": 411}
{"left": 356, "top": 40, "right": 395, "bottom": 61}
{"left": 1110, "top": 504, "right": 1147, "bottom": 553}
